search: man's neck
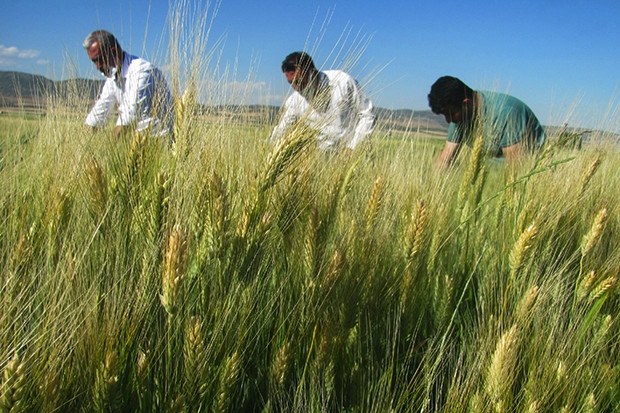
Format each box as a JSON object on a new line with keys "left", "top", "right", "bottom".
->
{"left": 306, "top": 71, "right": 331, "bottom": 112}
{"left": 474, "top": 91, "right": 482, "bottom": 110}
{"left": 299, "top": 70, "right": 318, "bottom": 99}
{"left": 113, "top": 51, "right": 126, "bottom": 81}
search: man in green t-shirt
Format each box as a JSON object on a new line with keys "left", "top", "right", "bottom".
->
{"left": 428, "top": 76, "right": 545, "bottom": 166}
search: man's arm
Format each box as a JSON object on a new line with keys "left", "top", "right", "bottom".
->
{"left": 85, "top": 80, "right": 115, "bottom": 129}
{"left": 435, "top": 141, "right": 461, "bottom": 168}
{"left": 502, "top": 142, "right": 525, "bottom": 164}
{"left": 270, "top": 96, "right": 299, "bottom": 144}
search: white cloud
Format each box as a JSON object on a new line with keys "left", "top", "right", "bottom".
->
{"left": 18, "top": 49, "right": 40, "bottom": 59}
{"left": 0, "top": 45, "right": 41, "bottom": 59}
{"left": 0, "top": 45, "right": 43, "bottom": 70}
{"left": 0, "top": 45, "right": 18, "bottom": 56}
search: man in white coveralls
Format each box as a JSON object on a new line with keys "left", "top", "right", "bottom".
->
{"left": 84, "top": 30, "right": 174, "bottom": 138}
{"left": 270, "top": 51, "right": 375, "bottom": 153}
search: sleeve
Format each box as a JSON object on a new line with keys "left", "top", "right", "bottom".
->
{"left": 446, "top": 123, "right": 460, "bottom": 143}
{"left": 499, "top": 105, "right": 531, "bottom": 148}
{"left": 346, "top": 79, "right": 375, "bottom": 150}
{"left": 270, "top": 96, "right": 300, "bottom": 144}
{"left": 116, "top": 61, "right": 153, "bottom": 127}
{"left": 85, "top": 79, "right": 115, "bottom": 128}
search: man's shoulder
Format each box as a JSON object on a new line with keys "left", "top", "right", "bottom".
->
{"left": 284, "top": 91, "right": 307, "bottom": 108}
{"left": 125, "top": 54, "right": 153, "bottom": 73}
{"left": 323, "top": 70, "right": 360, "bottom": 92}
{"left": 324, "top": 70, "right": 354, "bottom": 81}
{"left": 480, "top": 90, "right": 527, "bottom": 110}
{"left": 479, "top": 90, "right": 509, "bottom": 102}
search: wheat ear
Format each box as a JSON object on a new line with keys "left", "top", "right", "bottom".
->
{"left": 485, "top": 325, "right": 519, "bottom": 412}
{"left": 160, "top": 224, "right": 188, "bottom": 317}
{"left": 579, "top": 155, "right": 602, "bottom": 196}
{"left": 581, "top": 207, "right": 608, "bottom": 257}
{"left": 215, "top": 351, "right": 241, "bottom": 412}
{"left": 0, "top": 352, "right": 27, "bottom": 413}
{"left": 509, "top": 223, "right": 538, "bottom": 280}
{"left": 93, "top": 351, "right": 121, "bottom": 413}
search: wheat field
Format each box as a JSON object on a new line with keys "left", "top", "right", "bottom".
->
{"left": 1, "top": 4, "right": 619, "bottom": 412}
{"left": 1, "top": 90, "right": 619, "bottom": 412}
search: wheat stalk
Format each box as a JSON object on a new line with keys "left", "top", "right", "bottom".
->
{"left": 322, "top": 247, "right": 345, "bottom": 295}
{"left": 436, "top": 274, "right": 454, "bottom": 327}
{"left": 581, "top": 207, "right": 608, "bottom": 257}
{"left": 135, "top": 350, "right": 149, "bottom": 401}
{"left": 270, "top": 342, "right": 292, "bottom": 391}
{"left": 402, "top": 199, "right": 428, "bottom": 307}
{"left": 404, "top": 199, "right": 428, "bottom": 267}
{"left": 509, "top": 223, "right": 538, "bottom": 280}
{"left": 173, "top": 83, "right": 197, "bottom": 147}
{"left": 0, "top": 352, "right": 27, "bottom": 413}
{"left": 467, "top": 391, "right": 483, "bottom": 412}
{"left": 261, "top": 125, "right": 315, "bottom": 192}
{"left": 160, "top": 224, "right": 188, "bottom": 317}
{"left": 527, "top": 400, "right": 541, "bottom": 413}
{"left": 485, "top": 324, "right": 519, "bottom": 412}
{"left": 84, "top": 157, "right": 108, "bottom": 220}
{"left": 588, "top": 276, "right": 617, "bottom": 303}
{"left": 215, "top": 351, "right": 241, "bottom": 412}
{"left": 93, "top": 351, "right": 121, "bottom": 413}
{"left": 576, "top": 270, "right": 597, "bottom": 302}
{"left": 515, "top": 285, "right": 539, "bottom": 326}
{"left": 555, "top": 360, "right": 567, "bottom": 383}
{"left": 581, "top": 392, "right": 596, "bottom": 413}
{"left": 39, "top": 369, "right": 60, "bottom": 412}
{"left": 184, "top": 316, "right": 205, "bottom": 368}
{"left": 592, "top": 314, "right": 612, "bottom": 349}
{"left": 457, "top": 133, "right": 485, "bottom": 210}
{"left": 184, "top": 316, "right": 207, "bottom": 406}
{"left": 579, "top": 155, "right": 602, "bottom": 196}
{"left": 364, "top": 176, "right": 384, "bottom": 234}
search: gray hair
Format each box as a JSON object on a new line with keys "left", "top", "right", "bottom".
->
{"left": 83, "top": 30, "right": 121, "bottom": 51}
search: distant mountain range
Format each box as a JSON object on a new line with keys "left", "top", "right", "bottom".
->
{"left": 0, "top": 70, "right": 448, "bottom": 133}
{"left": 0, "top": 71, "right": 103, "bottom": 109}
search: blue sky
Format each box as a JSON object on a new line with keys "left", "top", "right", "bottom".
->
{"left": 1, "top": 0, "right": 619, "bottom": 131}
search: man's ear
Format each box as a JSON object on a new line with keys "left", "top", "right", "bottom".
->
{"left": 462, "top": 97, "right": 474, "bottom": 111}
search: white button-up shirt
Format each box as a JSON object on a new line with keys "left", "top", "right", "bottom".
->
{"left": 271, "top": 70, "right": 375, "bottom": 150}
{"left": 86, "top": 53, "right": 174, "bottom": 136}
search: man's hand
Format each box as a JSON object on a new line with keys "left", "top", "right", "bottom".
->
{"left": 114, "top": 125, "right": 134, "bottom": 138}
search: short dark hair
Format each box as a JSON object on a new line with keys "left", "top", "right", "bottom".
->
{"left": 428, "top": 76, "right": 474, "bottom": 114}
{"left": 281, "top": 51, "right": 315, "bottom": 73}
{"left": 83, "top": 30, "right": 121, "bottom": 52}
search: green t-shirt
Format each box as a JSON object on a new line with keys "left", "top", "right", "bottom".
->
{"left": 447, "top": 91, "right": 546, "bottom": 156}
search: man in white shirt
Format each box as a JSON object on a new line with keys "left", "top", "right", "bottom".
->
{"left": 270, "top": 51, "right": 375, "bottom": 152}
{"left": 84, "top": 30, "right": 174, "bottom": 138}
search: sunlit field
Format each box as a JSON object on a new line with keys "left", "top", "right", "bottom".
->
{"left": 1, "top": 5, "right": 620, "bottom": 413}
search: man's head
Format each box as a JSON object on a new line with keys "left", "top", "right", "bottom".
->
{"left": 428, "top": 76, "right": 475, "bottom": 124}
{"left": 83, "top": 30, "right": 123, "bottom": 77}
{"left": 281, "top": 51, "right": 317, "bottom": 92}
